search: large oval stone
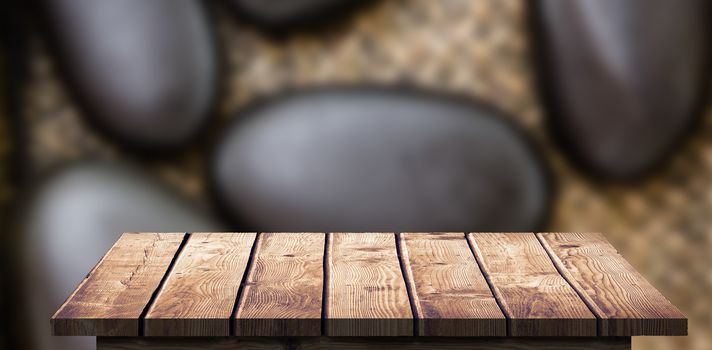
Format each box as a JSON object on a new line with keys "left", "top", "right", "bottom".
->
{"left": 22, "top": 162, "right": 224, "bottom": 350}
{"left": 44, "top": 0, "right": 217, "bottom": 149}
{"left": 212, "top": 88, "right": 550, "bottom": 232}
{"left": 230, "top": 0, "right": 363, "bottom": 30}
{"left": 532, "top": 0, "right": 709, "bottom": 180}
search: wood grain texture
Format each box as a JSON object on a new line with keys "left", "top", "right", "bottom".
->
{"left": 538, "top": 232, "right": 687, "bottom": 336}
{"left": 399, "top": 232, "right": 506, "bottom": 336}
{"left": 144, "top": 232, "right": 257, "bottom": 336}
{"left": 51, "top": 233, "right": 186, "bottom": 336}
{"left": 325, "top": 232, "right": 414, "bottom": 336}
{"left": 55, "top": 232, "right": 685, "bottom": 338}
{"left": 468, "top": 233, "right": 597, "bottom": 336}
{"left": 234, "top": 232, "right": 325, "bottom": 336}
{"left": 98, "top": 337, "right": 631, "bottom": 350}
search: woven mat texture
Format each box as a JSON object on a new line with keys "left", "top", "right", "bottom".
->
{"left": 12, "top": 1, "right": 712, "bottom": 349}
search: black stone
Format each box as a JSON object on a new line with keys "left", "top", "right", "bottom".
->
{"left": 229, "top": 0, "right": 365, "bottom": 31}
{"left": 531, "top": 0, "right": 710, "bottom": 180}
{"left": 22, "top": 162, "right": 224, "bottom": 350}
{"left": 43, "top": 0, "right": 217, "bottom": 149}
{"left": 211, "top": 88, "right": 550, "bottom": 232}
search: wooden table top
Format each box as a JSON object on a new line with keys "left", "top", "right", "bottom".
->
{"left": 51, "top": 232, "right": 686, "bottom": 338}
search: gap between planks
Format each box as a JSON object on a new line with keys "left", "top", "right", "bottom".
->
{"left": 395, "top": 233, "right": 421, "bottom": 336}
{"left": 137, "top": 232, "right": 262, "bottom": 336}
{"left": 321, "top": 232, "right": 332, "bottom": 336}
{"left": 536, "top": 232, "right": 605, "bottom": 336}
{"left": 465, "top": 232, "right": 512, "bottom": 336}
{"left": 138, "top": 232, "right": 192, "bottom": 336}
{"left": 105, "top": 232, "right": 619, "bottom": 337}
{"left": 138, "top": 233, "right": 453, "bottom": 337}
{"left": 229, "top": 232, "right": 264, "bottom": 336}
{"left": 467, "top": 232, "right": 599, "bottom": 336}
{"left": 142, "top": 232, "right": 600, "bottom": 337}
{"left": 325, "top": 232, "right": 414, "bottom": 336}
{"left": 536, "top": 232, "right": 686, "bottom": 336}
{"left": 234, "top": 233, "right": 324, "bottom": 336}
{"left": 52, "top": 233, "right": 189, "bottom": 336}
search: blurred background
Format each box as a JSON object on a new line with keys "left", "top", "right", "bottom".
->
{"left": 1, "top": 1, "right": 711, "bottom": 349}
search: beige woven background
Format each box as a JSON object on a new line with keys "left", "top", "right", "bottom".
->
{"left": 14, "top": 1, "right": 712, "bottom": 349}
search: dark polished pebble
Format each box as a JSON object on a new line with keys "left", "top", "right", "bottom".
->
{"left": 532, "top": 0, "right": 709, "bottom": 180}
{"left": 44, "top": 0, "right": 217, "bottom": 149}
{"left": 212, "top": 88, "right": 550, "bottom": 232}
{"left": 229, "top": 0, "right": 363, "bottom": 30}
{"left": 22, "top": 162, "right": 223, "bottom": 350}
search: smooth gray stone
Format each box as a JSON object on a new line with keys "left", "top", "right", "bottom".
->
{"left": 22, "top": 162, "right": 223, "bottom": 350}
{"left": 532, "top": 0, "right": 709, "bottom": 180}
{"left": 44, "top": 0, "right": 217, "bottom": 149}
{"left": 212, "top": 88, "right": 550, "bottom": 232}
{"left": 230, "top": 0, "right": 362, "bottom": 30}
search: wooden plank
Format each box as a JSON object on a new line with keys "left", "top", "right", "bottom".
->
{"left": 325, "top": 232, "right": 414, "bottom": 336}
{"left": 468, "top": 232, "right": 597, "bottom": 336}
{"left": 538, "top": 232, "right": 687, "bottom": 336}
{"left": 234, "top": 232, "right": 325, "bottom": 336}
{"left": 398, "top": 232, "right": 506, "bottom": 336}
{"left": 98, "top": 337, "right": 631, "bottom": 350}
{"left": 144, "top": 232, "right": 257, "bottom": 336}
{"left": 51, "top": 232, "right": 186, "bottom": 336}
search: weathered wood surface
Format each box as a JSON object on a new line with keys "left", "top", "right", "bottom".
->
{"left": 51, "top": 233, "right": 186, "bottom": 336}
{"left": 97, "top": 337, "right": 632, "bottom": 350}
{"left": 144, "top": 232, "right": 257, "bottom": 336}
{"left": 325, "top": 232, "right": 413, "bottom": 336}
{"left": 468, "top": 233, "right": 597, "bottom": 336}
{"left": 234, "top": 232, "right": 325, "bottom": 336}
{"left": 538, "top": 232, "right": 687, "bottom": 336}
{"left": 398, "top": 232, "right": 506, "bottom": 336}
{"left": 53, "top": 232, "right": 685, "bottom": 338}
